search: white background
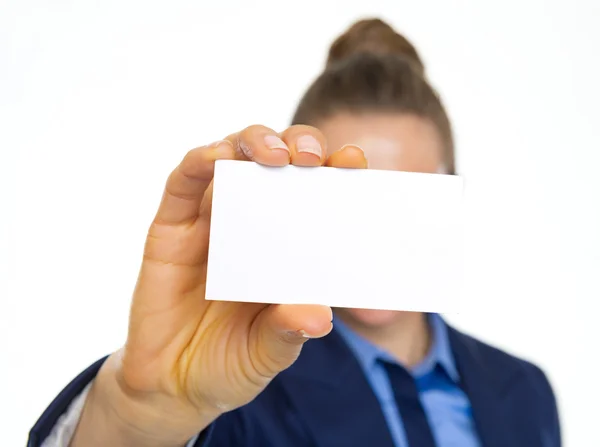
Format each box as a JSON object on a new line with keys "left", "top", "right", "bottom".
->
{"left": 1, "top": 1, "right": 599, "bottom": 446}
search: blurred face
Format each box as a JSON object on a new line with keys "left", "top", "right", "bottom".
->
{"left": 318, "top": 112, "right": 446, "bottom": 329}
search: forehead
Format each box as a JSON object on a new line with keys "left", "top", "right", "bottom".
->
{"left": 317, "top": 112, "right": 444, "bottom": 172}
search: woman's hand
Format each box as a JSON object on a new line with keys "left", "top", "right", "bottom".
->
{"left": 71, "top": 124, "right": 368, "bottom": 447}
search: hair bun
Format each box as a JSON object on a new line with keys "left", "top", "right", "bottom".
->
{"left": 326, "top": 18, "right": 425, "bottom": 75}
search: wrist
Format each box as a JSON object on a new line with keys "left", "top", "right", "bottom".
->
{"left": 70, "top": 353, "right": 220, "bottom": 447}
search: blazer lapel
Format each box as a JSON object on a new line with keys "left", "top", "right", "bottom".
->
{"left": 264, "top": 321, "right": 541, "bottom": 447}
{"left": 447, "top": 326, "right": 525, "bottom": 447}
{"left": 278, "top": 328, "right": 395, "bottom": 447}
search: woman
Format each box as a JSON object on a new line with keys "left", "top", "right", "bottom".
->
{"left": 30, "top": 18, "right": 560, "bottom": 447}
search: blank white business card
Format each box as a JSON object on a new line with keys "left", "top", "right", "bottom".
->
{"left": 206, "top": 160, "right": 464, "bottom": 313}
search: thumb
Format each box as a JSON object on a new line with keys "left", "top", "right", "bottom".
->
{"left": 325, "top": 144, "right": 368, "bottom": 168}
{"left": 250, "top": 304, "right": 333, "bottom": 376}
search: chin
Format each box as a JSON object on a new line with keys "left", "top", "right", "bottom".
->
{"left": 343, "top": 308, "right": 403, "bottom": 328}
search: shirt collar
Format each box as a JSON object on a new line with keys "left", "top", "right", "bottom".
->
{"left": 333, "top": 313, "right": 460, "bottom": 383}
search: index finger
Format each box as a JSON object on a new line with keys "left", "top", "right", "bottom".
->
{"left": 153, "top": 140, "right": 236, "bottom": 226}
{"left": 154, "top": 125, "right": 293, "bottom": 226}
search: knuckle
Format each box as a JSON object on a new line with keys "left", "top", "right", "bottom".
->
{"left": 178, "top": 148, "right": 213, "bottom": 179}
{"left": 240, "top": 124, "right": 272, "bottom": 137}
{"left": 237, "top": 124, "right": 281, "bottom": 160}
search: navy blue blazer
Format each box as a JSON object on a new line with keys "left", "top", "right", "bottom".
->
{"left": 29, "top": 324, "right": 561, "bottom": 447}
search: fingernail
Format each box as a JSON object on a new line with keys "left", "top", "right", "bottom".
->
{"left": 207, "top": 140, "right": 233, "bottom": 157}
{"left": 436, "top": 164, "right": 448, "bottom": 174}
{"left": 208, "top": 140, "right": 229, "bottom": 147}
{"left": 340, "top": 144, "right": 365, "bottom": 155}
{"left": 296, "top": 135, "right": 322, "bottom": 158}
{"left": 287, "top": 329, "right": 314, "bottom": 339}
{"left": 298, "top": 330, "right": 313, "bottom": 339}
{"left": 264, "top": 135, "right": 290, "bottom": 153}
{"left": 208, "top": 140, "right": 232, "bottom": 152}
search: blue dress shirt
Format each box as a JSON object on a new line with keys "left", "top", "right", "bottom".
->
{"left": 333, "top": 313, "right": 481, "bottom": 447}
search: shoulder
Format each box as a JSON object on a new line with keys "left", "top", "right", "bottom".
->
{"left": 450, "top": 327, "right": 561, "bottom": 445}
{"left": 459, "top": 329, "right": 556, "bottom": 397}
